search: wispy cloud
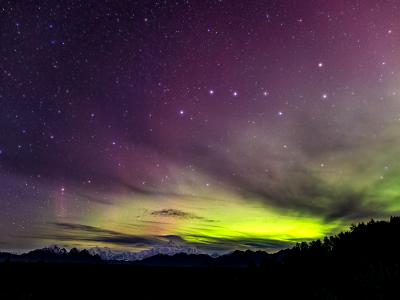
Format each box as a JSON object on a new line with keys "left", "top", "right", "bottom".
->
{"left": 151, "top": 209, "right": 203, "bottom": 219}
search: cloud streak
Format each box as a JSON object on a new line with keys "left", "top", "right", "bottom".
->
{"left": 151, "top": 209, "right": 204, "bottom": 219}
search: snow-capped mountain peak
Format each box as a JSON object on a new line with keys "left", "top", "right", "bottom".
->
{"left": 88, "top": 244, "right": 204, "bottom": 261}
{"left": 42, "top": 245, "right": 68, "bottom": 255}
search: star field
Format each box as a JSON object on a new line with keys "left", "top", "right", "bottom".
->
{"left": 1, "top": 0, "right": 400, "bottom": 252}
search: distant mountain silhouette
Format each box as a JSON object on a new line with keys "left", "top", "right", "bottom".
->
{"left": 0, "top": 245, "right": 101, "bottom": 263}
{"left": 134, "top": 250, "right": 272, "bottom": 268}
{"left": 135, "top": 253, "right": 214, "bottom": 267}
{"left": 2, "top": 217, "right": 400, "bottom": 299}
{"left": 88, "top": 241, "right": 204, "bottom": 261}
{"left": 3, "top": 217, "right": 400, "bottom": 267}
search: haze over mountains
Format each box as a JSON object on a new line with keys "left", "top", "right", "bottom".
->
{"left": 0, "top": 242, "right": 210, "bottom": 262}
{"left": 0, "top": 243, "right": 268, "bottom": 267}
{"left": 2, "top": 218, "right": 400, "bottom": 299}
{"left": 2, "top": 217, "right": 400, "bottom": 268}
{"left": 88, "top": 242, "right": 207, "bottom": 261}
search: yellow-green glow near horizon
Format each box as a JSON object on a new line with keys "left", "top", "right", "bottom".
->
{"left": 4, "top": 2, "right": 400, "bottom": 253}
{"left": 72, "top": 190, "right": 344, "bottom": 251}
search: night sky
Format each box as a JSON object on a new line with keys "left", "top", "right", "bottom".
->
{"left": 1, "top": 0, "right": 400, "bottom": 253}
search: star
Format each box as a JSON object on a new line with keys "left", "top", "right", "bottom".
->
{"left": 2, "top": 0, "right": 400, "bottom": 256}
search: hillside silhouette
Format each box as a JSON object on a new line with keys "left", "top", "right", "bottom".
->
{"left": 1, "top": 217, "right": 400, "bottom": 299}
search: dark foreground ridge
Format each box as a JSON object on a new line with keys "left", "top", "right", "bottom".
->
{"left": 1, "top": 217, "right": 400, "bottom": 299}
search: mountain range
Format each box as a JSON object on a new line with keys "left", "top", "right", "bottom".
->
{"left": 2, "top": 217, "right": 400, "bottom": 269}
{"left": 88, "top": 241, "right": 207, "bottom": 261}
{"left": 2, "top": 218, "right": 400, "bottom": 299}
{"left": 0, "top": 243, "right": 273, "bottom": 267}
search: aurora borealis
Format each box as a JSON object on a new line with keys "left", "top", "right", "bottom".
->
{"left": 1, "top": 0, "right": 400, "bottom": 253}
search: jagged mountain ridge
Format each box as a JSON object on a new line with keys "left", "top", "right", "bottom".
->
{"left": 0, "top": 243, "right": 214, "bottom": 263}
{"left": 88, "top": 241, "right": 205, "bottom": 261}
{"left": 0, "top": 245, "right": 101, "bottom": 263}
{"left": 0, "top": 244, "right": 271, "bottom": 267}
{"left": 2, "top": 217, "right": 400, "bottom": 268}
